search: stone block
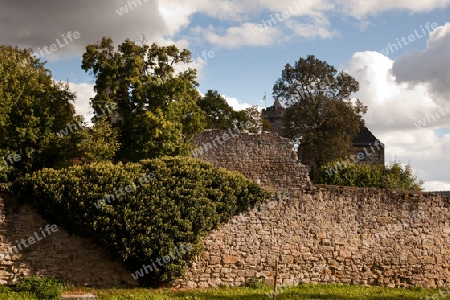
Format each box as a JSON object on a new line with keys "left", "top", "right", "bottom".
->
{"left": 317, "top": 232, "right": 327, "bottom": 239}
{"left": 209, "top": 256, "right": 221, "bottom": 265}
{"left": 339, "top": 250, "right": 352, "bottom": 258}
{"left": 222, "top": 255, "right": 240, "bottom": 264}
{"left": 423, "top": 256, "right": 435, "bottom": 264}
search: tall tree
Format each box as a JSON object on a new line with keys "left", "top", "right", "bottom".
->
{"left": 81, "top": 37, "right": 205, "bottom": 162}
{"left": 197, "top": 90, "right": 247, "bottom": 130}
{"left": 0, "top": 46, "right": 76, "bottom": 180}
{"left": 273, "top": 55, "right": 367, "bottom": 171}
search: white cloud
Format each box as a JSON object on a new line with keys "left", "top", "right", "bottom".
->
{"left": 68, "top": 83, "right": 95, "bottom": 123}
{"left": 284, "top": 16, "right": 338, "bottom": 39}
{"left": 223, "top": 95, "right": 252, "bottom": 111}
{"left": 192, "top": 0, "right": 336, "bottom": 21}
{"left": 336, "top": 0, "right": 450, "bottom": 19}
{"left": 392, "top": 22, "right": 450, "bottom": 106}
{"left": 341, "top": 52, "right": 437, "bottom": 131}
{"left": 162, "top": 0, "right": 449, "bottom": 48}
{"left": 424, "top": 181, "right": 450, "bottom": 192}
{"left": 158, "top": 1, "right": 196, "bottom": 36}
{"left": 341, "top": 49, "right": 450, "bottom": 191}
{"left": 185, "top": 0, "right": 338, "bottom": 48}
{"left": 200, "top": 23, "right": 282, "bottom": 48}
{"left": 160, "top": 0, "right": 255, "bottom": 23}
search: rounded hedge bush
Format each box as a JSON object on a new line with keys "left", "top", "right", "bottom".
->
{"left": 14, "top": 156, "right": 269, "bottom": 286}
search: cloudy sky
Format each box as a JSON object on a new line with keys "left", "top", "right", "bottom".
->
{"left": 1, "top": 0, "right": 449, "bottom": 191}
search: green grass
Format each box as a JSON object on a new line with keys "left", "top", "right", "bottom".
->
{"left": 0, "top": 285, "right": 38, "bottom": 300}
{"left": 0, "top": 284, "right": 448, "bottom": 299}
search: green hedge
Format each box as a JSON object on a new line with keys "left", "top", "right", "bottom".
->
{"left": 318, "top": 159, "right": 423, "bottom": 190}
{"left": 13, "top": 157, "right": 269, "bottom": 286}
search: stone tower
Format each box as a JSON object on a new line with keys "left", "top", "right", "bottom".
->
{"left": 261, "top": 99, "right": 286, "bottom": 135}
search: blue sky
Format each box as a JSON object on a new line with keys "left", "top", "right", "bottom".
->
{"left": 1, "top": 0, "right": 449, "bottom": 191}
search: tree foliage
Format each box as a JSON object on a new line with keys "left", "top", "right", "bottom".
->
{"left": 318, "top": 159, "right": 423, "bottom": 190}
{"left": 14, "top": 157, "right": 269, "bottom": 286}
{"left": 197, "top": 90, "right": 247, "bottom": 130}
{"left": 0, "top": 46, "right": 76, "bottom": 180}
{"left": 273, "top": 55, "right": 367, "bottom": 171}
{"left": 75, "top": 116, "right": 120, "bottom": 164}
{"left": 81, "top": 37, "right": 205, "bottom": 162}
{"left": 242, "top": 106, "right": 271, "bottom": 133}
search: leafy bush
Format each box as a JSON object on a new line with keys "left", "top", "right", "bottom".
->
{"left": 318, "top": 160, "right": 423, "bottom": 190}
{"left": 15, "top": 276, "right": 67, "bottom": 300}
{"left": 13, "top": 157, "right": 269, "bottom": 286}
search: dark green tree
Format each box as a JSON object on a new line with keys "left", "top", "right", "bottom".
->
{"left": 273, "top": 55, "right": 367, "bottom": 171}
{"left": 0, "top": 46, "right": 76, "bottom": 180}
{"left": 197, "top": 90, "right": 247, "bottom": 130}
{"left": 81, "top": 37, "right": 205, "bottom": 162}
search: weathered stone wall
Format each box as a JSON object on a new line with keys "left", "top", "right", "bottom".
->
{"left": 179, "top": 186, "right": 450, "bottom": 288}
{"left": 0, "top": 129, "right": 447, "bottom": 289}
{"left": 193, "top": 130, "right": 310, "bottom": 190}
{"left": 188, "top": 132, "right": 450, "bottom": 288}
{"left": 0, "top": 192, "right": 137, "bottom": 287}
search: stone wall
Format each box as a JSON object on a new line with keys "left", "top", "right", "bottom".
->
{"left": 179, "top": 185, "right": 450, "bottom": 288}
{"left": 0, "top": 191, "right": 137, "bottom": 287}
{"left": 0, "top": 129, "right": 447, "bottom": 289}
{"left": 188, "top": 131, "right": 450, "bottom": 288}
{"left": 193, "top": 130, "right": 310, "bottom": 190}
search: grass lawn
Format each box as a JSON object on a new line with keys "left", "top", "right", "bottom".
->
{"left": 1, "top": 284, "right": 449, "bottom": 299}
